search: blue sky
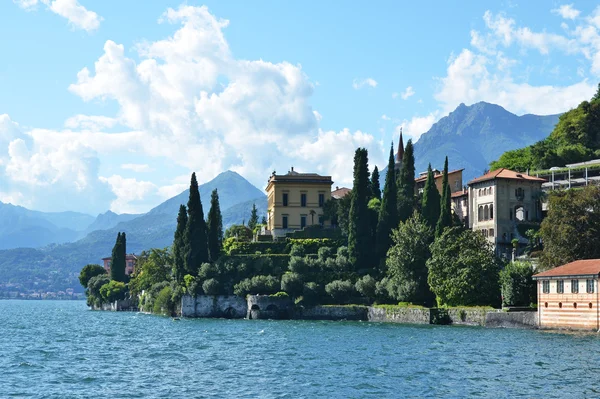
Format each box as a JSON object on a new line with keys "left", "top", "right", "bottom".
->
{"left": 1, "top": 1, "right": 599, "bottom": 214}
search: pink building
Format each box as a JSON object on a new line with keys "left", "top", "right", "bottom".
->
{"left": 102, "top": 254, "right": 138, "bottom": 276}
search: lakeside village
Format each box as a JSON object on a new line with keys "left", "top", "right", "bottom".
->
{"left": 77, "top": 126, "right": 600, "bottom": 331}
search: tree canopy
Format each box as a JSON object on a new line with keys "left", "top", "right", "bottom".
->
{"left": 110, "top": 232, "right": 126, "bottom": 282}
{"left": 421, "top": 164, "right": 441, "bottom": 229}
{"left": 376, "top": 143, "right": 398, "bottom": 262}
{"left": 207, "top": 189, "right": 223, "bottom": 262}
{"left": 184, "top": 172, "right": 209, "bottom": 276}
{"left": 172, "top": 204, "right": 187, "bottom": 283}
{"left": 348, "top": 148, "right": 373, "bottom": 270}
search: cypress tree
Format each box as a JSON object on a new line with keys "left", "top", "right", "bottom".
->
{"left": 398, "top": 139, "right": 416, "bottom": 222}
{"left": 421, "top": 164, "right": 441, "bottom": 228}
{"left": 172, "top": 204, "right": 188, "bottom": 283}
{"left": 207, "top": 189, "right": 223, "bottom": 262}
{"left": 248, "top": 203, "right": 259, "bottom": 231}
{"left": 376, "top": 143, "right": 398, "bottom": 262}
{"left": 436, "top": 156, "right": 453, "bottom": 237}
{"left": 261, "top": 216, "right": 267, "bottom": 225}
{"left": 371, "top": 166, "right": 381, "bottom": 200}
{"left": 110, "top": 232, "right": 126, "bottom": 282}
{"left": 184, "top": 172, "right": 209, "bottom": 276}
{"left": 348, "top": 148, "right": 372, "bottom": 271}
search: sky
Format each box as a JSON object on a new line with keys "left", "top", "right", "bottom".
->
{"left": 1, "top": 0, "right": 599, "bottom": 215}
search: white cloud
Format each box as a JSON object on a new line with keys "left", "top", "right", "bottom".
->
{"left": 391, "top": 92, "right": 399, "bottom": 99}
{"left": 552, "top": 4, "right": 580, "bottom": 20}
{"left": 14, "top": 0, "right": 102, "bottom": 32}
{"left": 352, "top": 78, "right": 378, "bottom": 89}
{"left": 401, "top": 86, "right": 415, "bottom": 100}
{"left": 396, "top": 112, "right": 439, "bottom": 142}
{"left": 381, "top": 114, "right": 391, "bottom": 121}
{"left": 121, "top": 163, "right": 153, "bottom": 173}
{"left": 64, "top": 114, "right": 117, "bottom": 131}
{"left": 99, "top": 175, "right": 157, "bottom": 214}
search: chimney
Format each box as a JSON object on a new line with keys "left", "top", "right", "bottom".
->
{"left": 291, "top": 166, "right": 294, "bottom": 172}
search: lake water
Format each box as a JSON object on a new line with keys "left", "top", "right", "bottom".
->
{"left": 1, "top": 300, "right": 600, "bottom": 398}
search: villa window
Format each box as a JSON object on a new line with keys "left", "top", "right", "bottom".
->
{"left": 283, "top": 193, "right": 288, "bottom": 207}
{"left": 587, "top": 279, "right": 595, "bottom": 294}
{"left": 301, "top": 193, "right": 307, "bottom": 207}
{"left": 542, "top": 280, "right": 550, "bottom": 294}
{"left": 571, "top": 280, "right": 579, "bottom": 294}
{"left": 455, "top": 180, "right": 460, "bottom": 191}
{"left": 478, "top": 206, "right": 483, "bottom": 222}
{"left": 484, "top": 205, "right": 489, "bottom": 220}
{"left": 282, "top": 215, "right": 288, "bottom": 229}
{"left": 557, "top": 280, "right": 564, "bottom": 294}
{"left": 318, "top": 193, "right": 325, "bottom": 207}
{"left": 300, "top": 215, "right": 307, "bottom": 229}
{"left": 490, "top": 204, "right": 494, "bottom": 220}
{"left": 489, "top": 228, "right": 494, "bottom": 237}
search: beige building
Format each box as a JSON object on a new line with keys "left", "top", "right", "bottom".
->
{"left": 266, "top": 168, "right": 333, "bottom": 238}
{"left": 533, "top": 260, "right": 600, "bottom": 330}
{"left": 415, "top": 168, "right": 464, "bottom": 195}
{"left": 451, "top": 189, "right": 469, "bottom": 225}
{"left": 468, "top": 168, "right": 545, "bottom": 256}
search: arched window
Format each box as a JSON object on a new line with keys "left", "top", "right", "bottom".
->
{"left": 478, "top": 189, "right": 482, "bottom": 196}
{"left": 490, "top": 187, "right": 493, "bottom": 195}
{"left": 490, "top": 204, "right": 494, "bottom": 220}
{"left": 478, "top": 206, "right": 483, "bottom": 222}
{"left": 515, "top": 206, "right": 525, "bottom": 222}
{"left": 484, "top": 205, "right": 489, "bottom": 220}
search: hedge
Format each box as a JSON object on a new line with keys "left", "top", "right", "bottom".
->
{"left": 224, "top": 238, "right": 346, "bottom": 256}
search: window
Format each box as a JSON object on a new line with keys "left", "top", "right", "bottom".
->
{"left": 455, "top": 180, "right": 460, "bottom": 191}
{"left": 587, "top": 279, "right": 595, "bottom": 294}
{"left": 490, "top": 204, "right": 493, "bottom": 220}
{"left": 301, "top": 193, "right": 307, "bottom": 207}
{"left": 282, "top": 215, "right": 288, "bottom": 229}
{"left": 490, "top": 187, "right": 493, "bottom": 195}
{"left": 283, "top": 193, "right": 288, "bottom": 207}
{"left": 571, "top": 279, "right": 579, "bottom": 294}
{"left": 478, "top": 206, "right": 483, "bottom": 222}
{"left": 489, "top": 228, "right": 494, "bottom": 237}
{"left": 557, "top": 280, "right": 564, "bottom": 294}
{"left": 300, "top": 215, "right": 306, "bottom": 229}
{"left": 509, "top": 209, "right": 513, "bottom": 220}
{"left": 542, "top": 280, "right": 550, "bottom": 294}
{"left": 318, "top": 193, "right": 325, "bottom": 207}
{"left": 484, "top": 205, "right": 489, "bottom": 220}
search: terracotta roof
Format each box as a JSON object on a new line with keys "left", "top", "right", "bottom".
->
{"left": 469, "top": 168, "right": 546, "bottom": 185}
{"left": 415, "top": 168, "right": 464, "bottom": 183}
{"left": 451, "top": 190, "right": 468, "bottom": 198}
{"left": 533, "top": 259, "right": 600, "bottom": 279}
{"left": 331, "top": 187, "right": 351, "bottom": 199}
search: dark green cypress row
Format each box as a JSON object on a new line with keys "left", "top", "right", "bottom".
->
{"left": 376, "top": 143, "right": 398, "bottom": 262}
{"left": 397, "top": 139, "right": 416, "bottom": 222}
{"left": 248, "top": 203, "right": 259, "bottom": 231}
{"left": 184, "top": 172, "right": 209, "bottom": 276}
{"left": 421, "top": 164, "right": 441, "bottom": 228}
{"left": 207, "top": 189, "right": 223, "bottom": 262}
{"left": 436, "top": 156, "right": 453, "bottom": 237}
{"left": 348, "top": 148, "right": 372, "bottom": 271}
{"left": 371, "top": 166, "right": 381, "bottom": 200}
{"left": 110, "top": 232, "right": 126, "bottom": 282}
{"left": 172, "top": 204, "right": 188, "bottom": 283}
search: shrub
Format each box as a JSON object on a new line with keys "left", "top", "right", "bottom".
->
{"left": 198, "top": 263, "right": 219, "bottom": 280}
{"left": 355, "top": 275, "right": 376, "bottom": 299}
{"left": 325, "top": 280, "right": 355, "bottom": 304}
{"left": 317, "top": 246, "right": 335, "bottom": 262}
{"left": 184, "top": 274, "right": 200, "bottom": 296}
{"left": 153, "top": 286, "right": 174, "bottom": 315}
{"left": 288, "top": 256, "right": 309, "bottom": 274}
{"left": 270, "top": 291, "right": 289, "bottom": 298}
{"left": 500, "top": 261, "right": 536, "bottom": 307}
{"left": 289, "top": 244, "right": 306, "bottom": 257}
{"left": 375, "top": 278, "right": 394, "bottom": 304}
{"left": 79, "top": 264, "right": 107, "bottom": 289}
{"left": 233, "top": 275, "right": 280, "bottom": 297}
{"left": 202, "top": 278, "right": 221, "bottom": 296}
{"left": 303, "top": 282, "right": 323, "bottom": 304}
{"left": 281, "top": 272, "right": 304, "bottom": 297}
{"left": 99, "top": 280, "right": 127, "bottom": 303}
{"left": 87, "top": 275, "right": 110, "bottom": 300}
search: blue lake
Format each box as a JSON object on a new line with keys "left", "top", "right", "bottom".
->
{"left": 1, "top": 300, "right": 599, "bottom": 398}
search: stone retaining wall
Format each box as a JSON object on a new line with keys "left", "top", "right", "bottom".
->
{"left": 93, "top": 298, "right": 137, "bottom": 311}
{"left": 181, "top": 295, "right": 246, "bottom": 318}
{"left": 485, "top": 311, "right": 538, "bottom": 329}
{"left": 368, "top": 307, "right": 431, "bottom": 324}
{"left": 246, "top": 295, "right": 294, "bottom": 319}
{"left": 445, "top": 308, "right": 491, "bottom": 326}
{"left": 296, "top": 305, "right": 368, "bottom": 321}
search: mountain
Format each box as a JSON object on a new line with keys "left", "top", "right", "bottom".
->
{"left": 384, "top": 102, "right": 560, "bottom": 184}
{"left": 0, "top": 202, "right": 95, "bottom": 250}
{"left": 0, "top": 171, "right": 267, "bottom": 293}
{"left": 84, "top": 211, "right": 142, "bottom": 234}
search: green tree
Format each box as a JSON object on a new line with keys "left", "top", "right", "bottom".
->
{"left": 184, "top": 172, "right": 209, "bottom": 276}
{"left": 427, "top": 228, "right": 501, "bottom": 307}
{"left": 336, "top": 194, "right": 352, "bottom": 236}
{"left": 207, "top": 189, "right": 223, "bottom": 262}
{"left": 87, "top": 274, "right": 110, "bottom": 306}
{"left": 370, "top": 166, "right": 381, "bottom": 200}
{"left": 386, "top": 212, "right": 435, "bottom": 306}
{"left": 500, "top": 261, "right": 536, "bottom": 307}
{"left": 325, "top": 280, "right": 355, "bottom": 304}
{"left": 172, "top": 205, "right": 187, "bottom": 284}
{"left": 129, "top": 248, "right": 173, "bottom": 297}
{"left": 539, "top": 186, "right": 600, "bottom": 270}
{"left": 281, "top": 272, "right": 304, "bottom": 298}
{"left": 79, "top": 264, "right": 106, "bottom": 289}
{"left": 110, "top": 232, "right": 126, "bottom": 282}
{"left": 224, "top": 224, "right": 253, "bottom": 241}
{"left": 348, "top": 148, "right": 372, "bottom": 270}
{"left": 248, "top": 203, "right": 259, "bottom": 231}
{"left": 435, "top": 156, "right": 453, "bottom": 237}
{"left": 397, "top": 139, "right": 416, "bottom": 222}
{"left": 376, "top": 143, "right": 398, "bottom": 262}
{"left": 421, "top": 164, "right": 441, "bottom": 229}
{"left": 99, "top": 280, "right": 127, "bottom": 303}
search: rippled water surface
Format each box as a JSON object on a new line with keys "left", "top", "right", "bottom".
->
{"left": 2, "top": 300, "right": 600, "bottom": 398}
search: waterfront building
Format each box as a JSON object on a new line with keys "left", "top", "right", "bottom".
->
{"left": 102, "top": 254, "right": 138, "bottom": 276}
{"left": 414, "top": 168, "right": 464, "bottom": 195}
{"left": 451, "top": 189, "right": 469, "bottom": 225}
{"left": 532, "top": 159, "right": 600, "bottom": 191}
{"left": 266, "top": 168, "right": 333, "bottom": 238}
{"left": 331, "top": 186, "right": 351, "bottom": 199}
{"left": 533, "top": 260, "right": 600, "bottom": 330}
{"left": 468, "top": 169, "right": 545, "bottom": 256}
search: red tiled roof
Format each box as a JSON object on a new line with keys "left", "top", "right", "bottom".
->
{"left": 469, "top": 168, "right": 546, "bottom": 185}
{"left": 415, "top": 169, "right": 464, "bottom": 183}
{"left": 331, "top": 187, "right": 351, "bottom": 199}
{"left": 533, "top": 259, "right": 600, "bottom": 278}
{"left": 451, "top": 190, "right": 468, "bottom": 198}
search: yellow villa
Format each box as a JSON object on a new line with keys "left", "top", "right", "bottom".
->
{"left": 266, "top": 168, "right": 333, "bottom": 238}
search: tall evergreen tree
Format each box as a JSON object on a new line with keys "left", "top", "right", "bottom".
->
{"left": 421, "top": 164, "right": 441, "bottom": 228}
{"left": 207, "top": 189, "right": 223, "bottom": 262}
{"left": 172, "top": 205, "right": 188, "bottom": 283}
{"left": 397, "top": 139, "right": 416, "bottom": 222}
{"left": 376, "top": 143, "right": 398, "bottom": 262}
{"left": 248, "top": 203, "right": 259, "bottom": 231}
{"left": 184, "top": 172, "right": 209, "bottom": 276}
{"left": 348, "top": 148, "right": 372, "bottom": 271}
{"left": 436, "top": 156, "right": 453, "bottom": 237}
{"left": 370, "top": 166, "right": 381, "bottom": 200}
{"left": 110, "top": 232, "right": 126, "bottom": 282}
